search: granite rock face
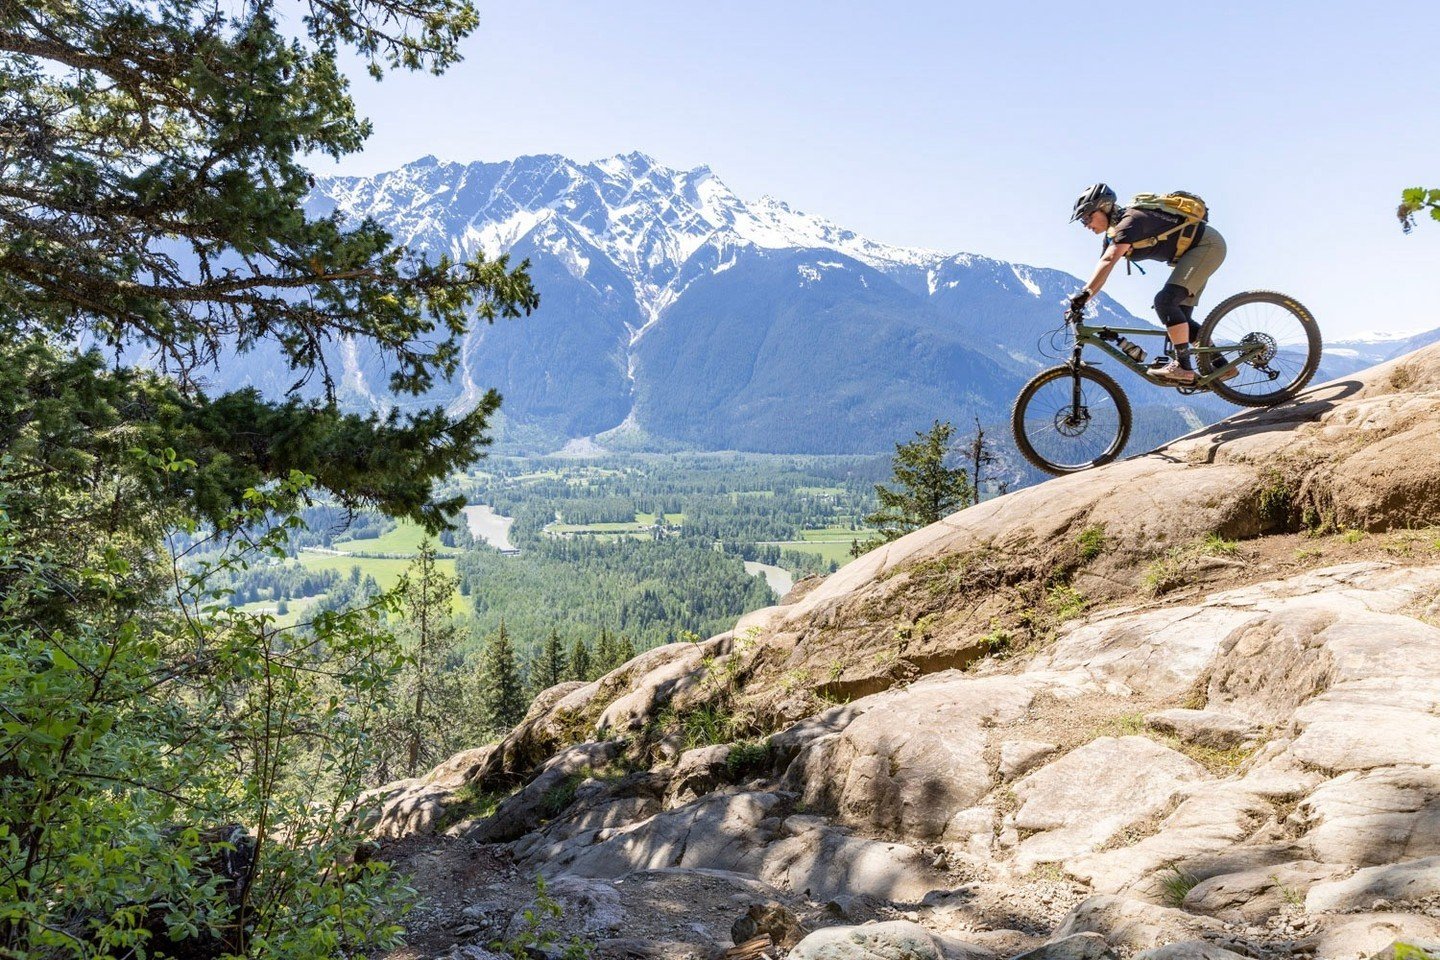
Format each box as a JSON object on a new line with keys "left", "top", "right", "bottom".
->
{"left": 367, "top": 344, "right": 1440, "bottom": 960}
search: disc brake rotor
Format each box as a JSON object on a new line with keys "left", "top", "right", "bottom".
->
{"left": 1053, "top": 406, "right": 1090, "bottom": 438}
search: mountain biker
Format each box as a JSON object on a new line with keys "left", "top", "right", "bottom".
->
{"left": 1065, "top": 183, "right": 1229, "bottom": 385}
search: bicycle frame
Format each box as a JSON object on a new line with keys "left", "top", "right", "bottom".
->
{"left": 1067, "top": 318, "right": 1266, "bottom": 387}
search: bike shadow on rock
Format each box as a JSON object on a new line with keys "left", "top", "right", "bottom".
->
{"left": 1146, "top": 378, "right": 1366, "bottom": 466}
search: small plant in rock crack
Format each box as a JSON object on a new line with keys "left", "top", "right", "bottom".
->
{"left": 1075, "top": 523, "right": 1108, "bottom": 562}
{"left": 1159, "top": 865, "right": 1200, "bottom": 906}
{"left": 1273, "top": 876, "right": 1306, "bottom": 909}
{"left": 490, "top": 875, "right": 594, "bottom": 960}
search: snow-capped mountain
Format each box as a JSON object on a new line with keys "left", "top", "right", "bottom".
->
{"left": 199, "top": 152, "right": 1296, "bottom": 453}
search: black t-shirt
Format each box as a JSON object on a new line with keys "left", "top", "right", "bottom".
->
{"left": 1108, "top": 206, "right": 1207, "bottom": 263}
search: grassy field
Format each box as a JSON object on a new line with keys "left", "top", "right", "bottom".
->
{"left": 801, "top": 527, "right": 867, "bottom": 541}
{"left": 333, "top": 520, "right": 458, "bottom": 555}
{"left": 295, "top": 552, "right": 465, "bottom": 613}
{"left": 756, "top": 528, "right": 867, "bottom": 565}
{"left": 635, "top": 512, "right": 686, "bottom": 525}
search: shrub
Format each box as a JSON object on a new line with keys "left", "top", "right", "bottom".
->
{"left": 490, "top": 875, "right": 593, "bottom": 960}
{"left": 1257, "top": 470, "right": 1295, "bottom": 528}
{"left": 726, "top": 739, "right": 771, "bottom": 781}
{"left": 1075, "top": 524, "right": 1108, "bottom": 562}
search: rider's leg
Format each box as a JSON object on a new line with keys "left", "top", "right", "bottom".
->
{"left": 1153, "top": 283, "right": 1195, "bottom": 372}
{"left": 1170, "top": 229, "right": 1227, "bottom": 376}
{"left": 1181, "top": 305, "right": 1200, "bottom": 346}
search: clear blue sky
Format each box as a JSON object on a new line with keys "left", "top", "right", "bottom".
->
{"left": 317, "top": 0, "right": 1440, "bottom": 340}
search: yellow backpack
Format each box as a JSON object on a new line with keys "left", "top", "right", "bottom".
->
{"left": 1109, "top": 191, "right": 1209, "bottom": 264}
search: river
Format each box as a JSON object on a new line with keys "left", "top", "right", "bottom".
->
{"left": 461, "top": 504, "right": 517, "bottom": 552}
{"left": 744, "top": 561, "right": 793, "bottom": 599}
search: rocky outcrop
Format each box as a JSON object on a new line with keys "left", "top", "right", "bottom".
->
{"left": 371, "top": 343, "right": 1440, "bottom": 960}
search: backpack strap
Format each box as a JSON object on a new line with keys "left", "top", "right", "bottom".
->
{"left": 1123, "top": 219, "right": 1202, "bottom": 265}
{"left": 1106, "top": 228, "right": 1146, "bottom": 275}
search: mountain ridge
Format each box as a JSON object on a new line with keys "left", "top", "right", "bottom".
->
{"left": 287, "top": 152, "right": 1432, "bottom": 454}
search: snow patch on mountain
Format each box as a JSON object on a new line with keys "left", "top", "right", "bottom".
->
{"left": 312, "top": 152, "right": 947, "bottom": 327}
{"left": 1010, "top": 265, "right": 1043, "bottom": 297}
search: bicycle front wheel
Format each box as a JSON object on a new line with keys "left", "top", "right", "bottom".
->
{"left": 1012, "top": 365, "right": 1132, "bottom": 475}
{"left": 1199, "top": 291, "right": 1322, "bottom": 407}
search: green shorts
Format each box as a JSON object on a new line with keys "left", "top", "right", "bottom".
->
{"left": 1168, "top": 227, "right": 1226, "bottom": 308}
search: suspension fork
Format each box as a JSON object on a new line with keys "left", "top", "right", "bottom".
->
{"left": 1068, "top": 341, "right": 1086, "bottom": 414}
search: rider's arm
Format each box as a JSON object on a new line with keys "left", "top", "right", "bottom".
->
{"left": 1082, "top": 241, "right": 1131, "bottom": 298}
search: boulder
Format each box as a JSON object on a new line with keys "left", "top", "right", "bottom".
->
{"left": 1011, "top": 737, "right": 1207, "bottom": 872}
{"left": 941, "top": 805, "right": 996, "bottom": 859}
{"left": 1307, "top": 857, "right": 1440, "bottom": 912}
{"left": 594, "top": 640, "right": 719, "bottom": 736}
{"left": 1143, "top": 709, "right": 1261, "bottom": 749}
{"left": 512, "top": 790, "right": 666, "bottom": 868}
{"left": 1132, "top": 944, "right": 1250, "bottom": 960}
{"left": 783, "top": 673, "right": 1040, "bottom": 840}
{"left": 1008, "top": 932, "right": 1111, "bottom": 960}
{"left": 503, "top": 875, "right": 623, "bottom": 938}
{"left": 1306, "top": 913, "right": 1440, "bottom": 960}
{"left": 667, "top": 745, "right": 734, "bottom": 806}
{"left": 1301, "top": 768, "right": 1440, "bottom": 867}
{"left": 548, "top": 791, "right": 787, "bottom": 880}
{"left": 1053, "top": 896, "right": 1222, "bottom": 954}
{"left": 1183, "top": 859, "right": 1340, "bottom": 921}
{"left": 466, "top": 741, "right": 621, "bottom": 843}
{"left": 999, "top": 741, "right": 1058, "bottom": 781}
{"left": 363, "top": 777, "right": 450, "bottom": 839}
{"left": 360, "top": 745, "right": 503, "bottom": 838}
{"left": 786, "top": 920, "right": 990, "bottom": 960}
{"left": 760, "top": 817, "right": 948, "bottom": 903}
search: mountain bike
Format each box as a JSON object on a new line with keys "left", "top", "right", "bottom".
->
{"left": 1011, "top": 291, "right": 1323, "bottom": 475}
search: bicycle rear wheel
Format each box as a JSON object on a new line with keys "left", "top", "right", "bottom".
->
{"left": 1012, "top": 364, "right": 1132, "bottom": 475}
{"left": 1198, "top": 291, "right": 1322, "bottom": 407}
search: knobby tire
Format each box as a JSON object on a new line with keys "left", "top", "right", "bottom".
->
{"left": 1198, "top": 290, "right": 1323, "bottom": 407}
{"left": 1011, "top": 364, "right": 1132, "bottom": 476}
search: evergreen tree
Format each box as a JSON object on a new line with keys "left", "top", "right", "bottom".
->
{"left": 0, "top": 1, "right": 538, "bottom": 531}
{"left": 0, "top": 1, "right": 531, "bottom": 951}
{"left": 478, "top": 622, "right": 527, "bottom": 734}
{"left": 860, "top": 420, "right": 974, "bottom": 547}
{"left": 614, "top": 634, "right": 637, "bottom": 668}
{"left": 396, "top": 542, "right": 461, "bottom": 779}
{"left": 568, "top": 636, "right": 594, "bottom": 682}
{"left": 594, "top": 627, "right": 620, "bottom": 675}
{"left": 531, "top": 629, "right": 569, "bottom": 694}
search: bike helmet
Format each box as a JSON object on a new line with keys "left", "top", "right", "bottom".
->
{"left": 1070, "top": 183, "right": 1117, "bottom": 222}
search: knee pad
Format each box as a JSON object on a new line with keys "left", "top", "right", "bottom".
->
{"left": 1153, "top": 283, "right": 1190, "bottom": 327}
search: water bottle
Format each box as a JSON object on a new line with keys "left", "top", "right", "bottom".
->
{"left": 1116, "top": 337, "right": 1145, "bottom": 363}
